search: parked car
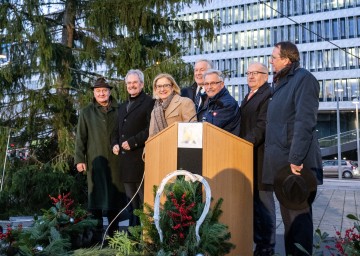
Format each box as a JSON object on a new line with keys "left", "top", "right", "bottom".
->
{"left": 322, "top": 160, "right": 359, "bottom": 178}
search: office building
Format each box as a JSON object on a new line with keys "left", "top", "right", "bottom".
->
{"left": 178, "top": 0, "right": 360, "bottom": 159}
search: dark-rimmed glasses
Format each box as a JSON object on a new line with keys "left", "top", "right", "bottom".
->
{"left": 245, "top": 71, "right": 267, "bottom": 76}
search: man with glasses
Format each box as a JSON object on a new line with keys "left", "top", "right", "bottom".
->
{"left": 263, "top": 41, "right": 323, "bottom": 256}
{"left": 239, "top": 62, "right": 275, "bottom": 256}
{"left": 75, "top": 77, "right": 127, "bottom": 243}
{"left": 199, "top": 69, "right": 240, "bottom": 134}
{"left": 111, "top": 69, "right": 154, "bottom": 228}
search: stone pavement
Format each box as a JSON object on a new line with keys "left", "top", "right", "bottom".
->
{"left": 274, "top": 178, "right": 360, "bottom": 255}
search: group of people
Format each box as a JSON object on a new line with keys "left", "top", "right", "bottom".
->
{"left": 74, "top": 41, "right": 323, "bottom": 256}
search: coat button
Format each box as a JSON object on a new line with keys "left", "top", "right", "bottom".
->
{"left": 121, "top": 135, "right": 125, "bottom": 138}
{"left": 124, "top": 119, "right": 127, "bottom": 122}
{"left": 121, "top": 151, "right": 126, "bottom": 155}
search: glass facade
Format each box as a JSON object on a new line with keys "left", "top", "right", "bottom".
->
{"left": 178, "top": 0, "right": 360, "bottom": 104}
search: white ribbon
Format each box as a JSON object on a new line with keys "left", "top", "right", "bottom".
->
{"left": 153, "top": 170, "right": 211, "bottom": 244}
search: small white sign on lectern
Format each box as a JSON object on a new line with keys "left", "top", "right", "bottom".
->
{"left": 177, "top": 122, "right": 203, "bottom": 149}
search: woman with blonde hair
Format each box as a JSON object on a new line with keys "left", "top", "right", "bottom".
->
{"left": 149, "top": 73, "right": 197, "bottom": 137}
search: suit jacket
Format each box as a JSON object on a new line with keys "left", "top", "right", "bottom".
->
{"left": 181, "top": 82, "right": 208, "bottom": 112}
{"left": 149, "top": 94, "right": 197, "bottom": 137}
{"left": 239, "top": 83, "right": 271, "bottom": 190}
{"left": 263, "top": 66, "right": 323, "bottom": 185}
{"left": 181, "top": 82, "right": 197, "bottom": 101}
{"left": 111, "top": 91, "right": 154, "bottom": 182}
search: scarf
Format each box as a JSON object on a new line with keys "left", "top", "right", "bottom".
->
{"left": 273, "top": 61, "right": 300, "bottom": 84}
{"left": 152, "top": 92, "right": 175, "bottom": 136}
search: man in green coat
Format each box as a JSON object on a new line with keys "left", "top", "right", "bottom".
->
{"left": 75, "top": 77, "right": 126, "bottom": 241}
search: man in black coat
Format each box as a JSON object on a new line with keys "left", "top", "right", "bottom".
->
{"left": 239, "top": 62, "right": 275, "bottom": 256}
{"left": 181, "top": 59, "right": 213, "bottom": 120}
{"left": 112, "top": 69, "right": 154, "bottom": 227}
{"left": 263, "top": 42, "right": 323, "bottom": 255}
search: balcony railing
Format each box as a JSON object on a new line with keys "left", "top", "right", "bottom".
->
{"left": 318, "top": 130, "right": 358, "bottom": 148}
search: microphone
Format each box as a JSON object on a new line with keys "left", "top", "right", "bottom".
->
{"left": 188, "top": 106, "right": 205, "bottom": 122}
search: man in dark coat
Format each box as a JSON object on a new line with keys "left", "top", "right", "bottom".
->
{"left": 181, "top": 59, "right": 213, "bottom": 121}
{"left": 200, "top": 69, "right": 240, "bottom": 135}
{"left": 75, "top": 77, "right": 127, "bottom": 241}
{"left": 239, "top": 62, "right": 275, "bottom": 256}
{"left": 112, "top": 69, "right": 154, "bottom": 227}
{"left": 263, "top": 41, "right": 323, "bottom": 255}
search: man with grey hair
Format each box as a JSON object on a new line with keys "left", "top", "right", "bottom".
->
{"left": 111, "top": 69, "right": 154, "bottom": 227}
{"left": 239, "top": 62, "right": 275, "bottom": 256}
{"left": 181, "top": 59, "right": 213, "bottom": 113}
{"left": 199, "top": 69, "right": 240, "bottom": 135}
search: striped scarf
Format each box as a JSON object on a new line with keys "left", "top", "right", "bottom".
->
{"left": 152, "top": 93, "right": 175, "bottom": 136}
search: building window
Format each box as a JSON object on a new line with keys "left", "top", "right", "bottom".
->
{"left": 302, "top": 0, "right": 309, "bottom": 14}
{"left": 302, "top": 25, "right": 307, "bottom": 43}
{"left": 266, "top": 28, "right": 271, "bottom": 47}
{"left": 287, "top": 0, "right": 293, "bottom": 16}
{"left": 228, "top": 33, "right": 233, "bottom": 51}
{"left": 325, "top": 20, "right": 331, "bottom": 40}
{"left": 253, "top": 3, "right": 259, "bottom": 21}
{"left": 310, "top": 22, "right": 316, "bottom": 42}
{"left": 234, "top": 32, "right": 239, "bottom": 50}
{"left": 253, "top": 29, "right": 259, "bottom": 48}
{"left": 349, "top": 78, "right": 359, "bottom": 99}
{"left": 332, "top": 19, "right": 339, "bottom": 40}
{"left": 272, "top": 0, "right": 278, "bottom": 18}
{"left": 278, "top": 0, "right": 285, "bottom": 16}
{"left": 294, "top": 24, "right": 299, "bottom": 43}
{"left": 259, "top": 28, "right": 265, "bottom": 47}
{"left": 247, "top": 30, "right": 253, "bottom": 49}
{"left": 340, "top": 48, "right": 347, "bottom": 69}
{"left": 240, "top": 31, "right": 245, "bottom": 49}
{"left": 348, "top": 47, "right": 357, "bottom": 68}
{"left": 272, "top": 27, "right": 277, "bottom": 44}
{"left": 317, "top": 21, "right": 322, "bottom": 41}
{"left": 333, "top": 49, "right": 340, "bottom": 69}
{"left": 317, "top": 50, "right": 323, "bottom": 70}
{"left": 340, "top": 18, "right": 346, "bottom": 39}
{"left": 324, "top": 49, "right": 332, "bottom": 70}
{"left": 265, "top": 1, "right": 272, "bottom": 19}
{"left": 259, "top": 2, "right": 265, "bottom": 20}
{"left": 310, "top": 51, "right": 316, "bottom": 71}
{"left": 240, "top": 5, "right": 244, "bottom": 23}
{"left": 234, "top": 6, "right": 239, "bottom": 24}
{"left": 349, "top": 17, "right": 355, "bottom": 38}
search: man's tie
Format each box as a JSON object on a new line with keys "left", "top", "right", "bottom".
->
{"left": 195, "top": 90, "right": 201, "bottom": 108}
{"left": 247, "top": 91, "right": 255, "bottom": 101}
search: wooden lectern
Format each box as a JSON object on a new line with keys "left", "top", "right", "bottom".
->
{"left": 144, "top": 122, "right": 253, "bottom": 255}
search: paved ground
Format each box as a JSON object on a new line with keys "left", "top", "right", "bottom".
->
{"left": 274, "top": 177, "right": 360, "bottom": 255}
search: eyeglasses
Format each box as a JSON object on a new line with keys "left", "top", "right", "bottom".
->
{"left": 245, "top": 71, "right": 267, "bottom": 76}
{"left": 270, "top": 55, "right": 282, "bottom": 60}
{"left": 94, "top": 89, "right": 110, "bottom": 94}
{"left": 203, "top": 81, "right": 222, "bottom": 87}
{"left": 156, "top": 83, "right": 172, "bottom": 90}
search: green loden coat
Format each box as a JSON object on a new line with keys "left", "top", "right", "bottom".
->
{"left": 75, "top": 96, "right": 126, "bottom": 211}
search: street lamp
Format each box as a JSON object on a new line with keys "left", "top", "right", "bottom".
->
{"left": 352, "top": 98, "right": 360, "bottom": 171}
{"left": 335, "top": 84, "right": 343, "bottom": 180}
